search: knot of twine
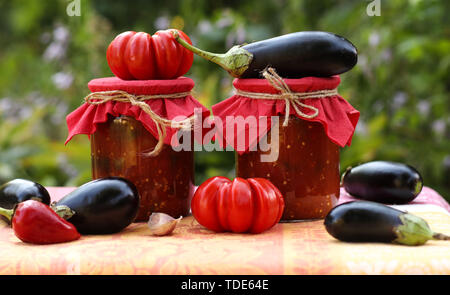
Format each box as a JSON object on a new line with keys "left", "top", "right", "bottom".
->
{"left": 84, "top": 90, "right": 195, "bottom": 157}
{"left": 235, "top": 67, "right": 339, "bottom": 126}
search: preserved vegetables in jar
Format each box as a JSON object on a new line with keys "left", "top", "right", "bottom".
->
{"left": 65, "top": 77, "right": 210, "bottom": 222}
{"left": 91, "top": 115, "right": 194, "bottom": 221}
{"left": 211, "top": 73, "right": 360, "bottom": 221}
{"left": 236, "top": 116, "right": 340, "bottom": 220}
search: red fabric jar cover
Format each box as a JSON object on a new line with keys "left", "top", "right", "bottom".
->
{"left": 65, "top": 77, "right": 210, "bottom": 147}
{"left": 211, "top": 74, "right": 360, "bottom": 154}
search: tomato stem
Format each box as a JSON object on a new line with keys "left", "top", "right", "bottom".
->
{"left": 171, "top": 30, "right": 253, "bottom": 78}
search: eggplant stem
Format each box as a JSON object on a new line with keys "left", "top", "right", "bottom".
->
{"left": 432, "top": 232, "right": 450, "bottom": 241}
{"left": 340, "top": 166, "right": 352, "bottom": 187}
{"left": 51, "top": 204, "right": 75, "bottom": 220}
{"left": 0, "top": 207, "right": 13, "bottom": 223}
{"left": 171, "top": 30, "right": 224, "bottom": 62}
{"left": 171, "top": 30, "right": 253, "bottom": 78}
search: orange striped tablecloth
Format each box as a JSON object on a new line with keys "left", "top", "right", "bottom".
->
{"left": 0, "top": 187, "right": 448, "bottom": 275}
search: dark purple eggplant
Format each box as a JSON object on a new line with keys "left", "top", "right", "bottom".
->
{"left": 172, "top": 30, "right": 357, "bottom": 78}
{"left": 55, "top": 177, "right": 140, "bottom": 235}
{"left": 324, "top": 201, "right": 449, "bottom": 245}
{"left": 342, "top": 161, "right": 423, "bottom": 204}
{"left": 0, "top": 179, "right": 51, "bottom": 209}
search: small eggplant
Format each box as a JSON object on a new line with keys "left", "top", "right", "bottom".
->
{"left": 172, "top": 30, "right": 357, "bottom": 78}
{"left": 324, "top": 201, "right": 449, "bottom": 246}
{"left": 342, "top": 161, "right": 423, "bottom": 204}
{"left": 0, "top": 179, "right": 51, "bottom": 209}
{"left": 55, "top": 177, "right": 140, "bottom": 235}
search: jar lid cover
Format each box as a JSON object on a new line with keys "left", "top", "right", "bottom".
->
{"left": 212, "top": 76, "right": 360, "bottom": 154}
{"left": 233, "top": 75, "right": 341, "bottom": 94}
{"left": 65, "top": 77, "right": 210, "bottom": 149}
{"left": 88, "top": 76, "right": 195, "bottom": 95}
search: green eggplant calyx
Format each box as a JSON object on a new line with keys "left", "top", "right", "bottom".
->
{"left": 0, "top": 207, "right": 14, "bottom": 223}
{"left": 51, "top": 203, "right": 75, "bottom": 220}
{"left": 171, "top": 30, "right": 253, "bottom": 78}
{"left": 394, "top": 213, "right": 435, "bottom": 246}
{"left": 222, "top": 45, "right": 254, "bottom": 77}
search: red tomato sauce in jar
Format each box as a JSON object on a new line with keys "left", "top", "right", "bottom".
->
{"left": 91, "top": 115, "right": 194, "bottom": 221}
{"left": 65, "top": 77, "right": 210, "bottom": 222}
{"left": 236, "top": 116, "right": 340, "bottom": 220}
{"left": 212, "top": 76, "right": 359, "bottom": 221}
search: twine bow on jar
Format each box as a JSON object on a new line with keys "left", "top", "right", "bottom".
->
{"left": 84, "top": 90, "right": 195, "bottom": 157}
{"left": 235, "top": 67, "right": 339, "bottom": 126}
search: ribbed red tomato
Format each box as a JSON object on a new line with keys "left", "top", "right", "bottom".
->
{"left": 106, "top": 29, "right": 194, "bottom": 80}
{"left": 191, "top": 177, "right": 285, "bottom": 234}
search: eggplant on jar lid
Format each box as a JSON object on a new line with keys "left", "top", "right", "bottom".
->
{"left": 324, "top": 201, "right": 450, "bottom": 246}
{"left": 54, "top": 177, "right": 140, "bottom": 234}
{"left": 342, "top": 161, "right": 423, "bottom": 204}
{"left": 172, "top": 30, "right": 358, "bottom": 78}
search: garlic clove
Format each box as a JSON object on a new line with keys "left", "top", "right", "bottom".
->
{"left": 147, "top": 212, "right": 182, "bottom": 236}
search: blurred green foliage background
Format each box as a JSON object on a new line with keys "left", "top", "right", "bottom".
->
{"left": 0, "top": 0, "right": 449, "bottom": 200}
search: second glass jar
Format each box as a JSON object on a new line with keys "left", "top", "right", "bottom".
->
{"left": 236, "top": 116, "right": 340, "bottom": 220}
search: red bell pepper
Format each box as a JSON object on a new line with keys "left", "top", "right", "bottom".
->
{"left": 191, "top": 177, "right": 285, "bottom": 234}
{"left": 0, "top": 200, "right": 80, "bottom": 244}
{"left": 106, "top": 29, "right": 194, "bottom": 80}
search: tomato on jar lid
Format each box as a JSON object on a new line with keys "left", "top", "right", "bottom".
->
{"left": 106, "top": 29, "right": 194, "bottom": 80}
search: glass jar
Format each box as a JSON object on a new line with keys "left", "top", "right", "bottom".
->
{"left": 91, "top": 115, "right": 194, "bottom": 221}
{"left": 236, "top": 116, "right": 340, "bottom": 220}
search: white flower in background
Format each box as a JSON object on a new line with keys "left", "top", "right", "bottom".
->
{"left": 43, "top": 42, "right": 65, "bottom": 61}
{"left": 198, "top": 20, "right": 212, "bottom": 34}
{"left": 235, "top": 26, "right": 246, "bottom": 44}
{"left": 154, "top": 16, "right": 170, "bottom": 30}
{"left": 43, "top": 25, "right": 70, "bottom": 62}
{"left": 392, "top": 91, "right": 408, "bottom": 110}
{"left": 432, "top": 119, "right": 446, "bottom": 136}
{"left": 0, "top": 97, "right": 13, "bottom": 112}
{"left": 0, "top": 97, "right": 32, "bottom": 122}
{"left": 355, "top": 120, "right": 368, "bottom": 136}
{"left": 53, "top": 25, "right": 70, "bottom": 42}
{"left": 52, "top": 72, "right": 74, "bottom": 90}
{"left": 417, "top": 100, "right": 431, "bottom": 116}
{"left": 18, "top": 107, "right": 33, "bottom": 121}
{"left": 369, "top": 32, "right": 380, "bottom": 47}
